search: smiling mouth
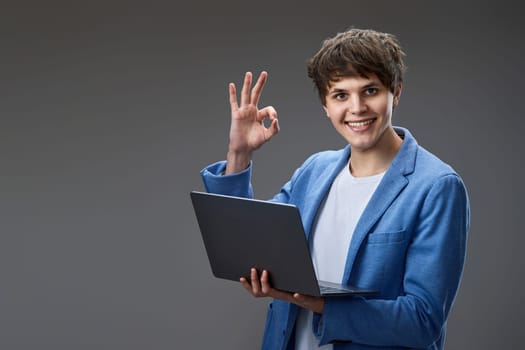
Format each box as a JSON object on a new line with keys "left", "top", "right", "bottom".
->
{"left": 346, "top": 119, "right": 375, "bottom": 128}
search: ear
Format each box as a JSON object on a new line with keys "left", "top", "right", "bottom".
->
{"left": 323, "top": 105, "right": 330, "bottom": 118}
{"left": 393, "top": 84, "right": 403, "bottom": 108}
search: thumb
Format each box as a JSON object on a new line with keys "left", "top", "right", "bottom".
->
{"left": 268, "top": 118, "right": 280, "bottom": 137}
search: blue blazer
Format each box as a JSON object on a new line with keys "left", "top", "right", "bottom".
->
{"left": 200, "top": 127, "right": 470, "bottom": 350}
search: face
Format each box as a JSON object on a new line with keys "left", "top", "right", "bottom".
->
{"left": 323, "top": 74, "right": 401, "bottom": 154}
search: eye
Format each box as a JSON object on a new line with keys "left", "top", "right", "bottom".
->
{"left": 334, "top": 92, "right": 347, "bottom": 100}
{"left": 364, "top": 87, "right": 378, "bottom": 96}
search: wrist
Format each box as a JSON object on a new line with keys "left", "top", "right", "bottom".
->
{"left": 225, "top": 150, "right": 252, "bottom": 175}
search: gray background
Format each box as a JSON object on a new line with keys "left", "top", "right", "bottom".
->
{"left": 1, "top": 1, "right": 523, "bottom": 349}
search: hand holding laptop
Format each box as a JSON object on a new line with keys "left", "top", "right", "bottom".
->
{"left": 240, "top": 268, "right": 325, "bottom": 314}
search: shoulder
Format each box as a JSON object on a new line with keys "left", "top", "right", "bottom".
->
{"left": 392, "top": 127, "right": 468, "bottom": 201}
{"left": 395, "top": 126, "right": 461, "bottom": 181}
{"left": 293, "top": 147, "right": 350, "bottom": 180}
{"left": 407, "top": 145, "right": 469, "bottom": 212}
{"left": 302, "top": 147, "right": 349, "bottom": 167}
{"left": 415, "top": 145, "right": 456, "bottom": 177}
{"left": 284, "top": 147, "right": 349, "bottom": 195}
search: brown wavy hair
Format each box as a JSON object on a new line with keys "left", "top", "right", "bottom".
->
{"left": 307, "top": 28, "right": 406, "bottom": 104}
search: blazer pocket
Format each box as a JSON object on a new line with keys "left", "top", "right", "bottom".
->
{"left": 367, "top": 229, "right": 406, "bottom": 244}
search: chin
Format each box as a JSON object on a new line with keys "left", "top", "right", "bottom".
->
{"left": 347, "top": 136, "right": 375, "bottom": 150}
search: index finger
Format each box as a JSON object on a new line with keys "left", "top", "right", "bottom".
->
{"left": 260, "top": 270, "right": 295, "bottom": 302}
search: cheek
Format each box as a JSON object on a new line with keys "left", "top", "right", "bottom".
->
{"left": 325, "top": 105, "right": 342, "bottom": 117}
{"left": 373, "top": 101, "right": 392, "bottom": 117}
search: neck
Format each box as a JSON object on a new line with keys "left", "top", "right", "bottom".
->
{"left": 349, "top": 127, "right": 402, "bottom": 177}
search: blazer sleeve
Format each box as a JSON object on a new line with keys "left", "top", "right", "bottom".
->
{"left": 199, "top": 152, "right": 320, "bottom": 203}
{"left": 313, "top": 174, "right": 470, "bottom": 348}
{"left": 200, "top": 160, "right": 254, "bottom": 198}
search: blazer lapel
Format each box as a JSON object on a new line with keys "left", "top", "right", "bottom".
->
{"left": 303, "top": 146, "right": 351, "bottom": 241}
{"left": 342, "top": 127, "right": 417, "bottom": 283}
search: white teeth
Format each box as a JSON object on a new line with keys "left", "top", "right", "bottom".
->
{"left": 347, "top": 119, "right": 374, "bottom": 127}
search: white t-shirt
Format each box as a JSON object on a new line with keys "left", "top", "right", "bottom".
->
{"left": 295, "top": 162, "right": 385, "bottom": 350}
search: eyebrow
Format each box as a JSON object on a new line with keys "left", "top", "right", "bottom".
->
{"left": 328, "top": 82, "right": 379, "bottom": 94}
{"left": 329, "top": 88, "right": 347, "bottom": 94}
{"left": 361, "top": 82, "right": 380, "bottom": 89}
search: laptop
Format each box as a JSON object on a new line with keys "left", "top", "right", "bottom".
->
{"left": 190, "top": 191, "right": 377, "bottom": 297}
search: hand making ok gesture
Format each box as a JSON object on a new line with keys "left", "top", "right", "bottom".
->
{"left": 225, "top": 71, "right": 280, "bottom": 174}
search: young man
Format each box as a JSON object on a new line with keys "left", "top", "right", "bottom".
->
{"left": 200, "top": 29, "right": 470, "bottom": 350}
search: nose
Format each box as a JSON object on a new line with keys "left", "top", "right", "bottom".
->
{"left": 348, "top": 94, "right": 367, "bottom": 115}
